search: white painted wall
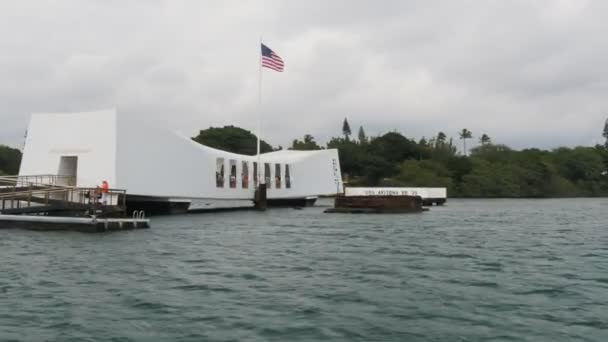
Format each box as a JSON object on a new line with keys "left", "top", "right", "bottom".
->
{"left": 115, "top": 114, "right": 343, "bottom": 199}
{"left": 20, "top": 109, "right": 343, "bottom": 200}
{"left": 19, "top": 110, "right": 117, "bottom": 187}
{"left": 262, "top": 149, "right": 343, "bottom": 198}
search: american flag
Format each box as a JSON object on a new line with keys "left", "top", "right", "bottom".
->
{"left": 261, "top": 43, "right": 284, "bottom": 72}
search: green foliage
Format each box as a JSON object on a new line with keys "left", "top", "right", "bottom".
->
{"left": 0, "top": 145, "right": 22, "bottom": 175}
{"left": 190, "top": 120, "right": 608, "bottom": 197}
{"left": 459, "top": 128, "right": 473, "bottom": 140}
{"left": 368, "top": 132, "right": 418, "bottom": 165}
{"left": 327, "top": 137, "right": 367, "bottom": 178}
{"left": 479, "top": 133, "right": 491, "bottom": 145}
{"left": 384, "top": 160, "right": 453, "bottom": 191}
{"left": 358, "top": 126, "right": 367, "bottom": 144}
{"left": 429, "top": 134, "right": 457, "bottom": 163}
{"left": 446, "top": 156, "right": 473, "bottom": 183}
{"left": 325, "top": 123, "right": 608, "bottom": 197}
{"left": 342, "top": 118, "right": 351, "bottom": 140}
{"left": 459, "top": 128, "right": 473, "bottom": 156}
{"left": 290, "top": 134, "right": 322, "bottom": 150}
{"left": 470, "top": 144, "right": 513, "bottom": 163}
{"left": 603, "top": 118, "right": 608, "bottom": 148}
{"left": 192, "top": 126, "right": 273, "bottom": 155}
{"left": 436, "top": 132, "right": 447, "bottom": 145}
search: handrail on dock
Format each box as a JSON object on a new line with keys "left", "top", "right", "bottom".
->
{"left": 0, "top": 174, "right": 75, "bottom": 187}
{"left": 0, "top": 174, "right": 127, "bottom": 216}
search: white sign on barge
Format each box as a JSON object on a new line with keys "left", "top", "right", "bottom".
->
{"left": 344, "top": 187, "right": 447, "bottom": 206}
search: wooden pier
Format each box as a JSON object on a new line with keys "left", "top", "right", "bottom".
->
{"left": 0, "top": 175, "right": 150, "bottom": 232}
{"left": 0, "top": 175, "right": 127, "bottom": 217}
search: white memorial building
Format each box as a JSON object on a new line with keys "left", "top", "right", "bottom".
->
{"left": 19, "top": 109, "right": 343, "bottom": 214}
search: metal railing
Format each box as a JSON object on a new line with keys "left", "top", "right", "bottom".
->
{"left": 0, "top": 175, "right": 127, "bottom": 215}
{"left": 0, "top": 174, "right": 76, "bottom": 188}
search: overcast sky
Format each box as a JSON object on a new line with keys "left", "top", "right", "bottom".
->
{"left": 1, "top": 0, "right": 607, "bottom": 150}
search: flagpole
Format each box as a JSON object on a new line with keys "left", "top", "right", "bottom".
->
{"left": 257, "top": 36, "right": 263, "bottom": 185}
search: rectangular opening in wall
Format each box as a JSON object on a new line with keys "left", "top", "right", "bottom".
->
{"left": 229, "top": 159, "right": 237, "bottom": 188}
{"left": 58, "top": 156, "right": 78, "bottom": 186}
{"left": 242, "top": 161, "right": 249, "bottom": 189}
{"left": 264, "top": 163, "right": 271, "bottom": 189}
{"left": 285, "top": 164, "right": 291, "bottom": 188}
{"left": 216, "top": 158, "right": 225, "bottom": 188}
{"left": 275, "top": 164, "right": 281, "bottom": 189}
{"left": 253, "top": 162, "right": 258, "bottom": 187}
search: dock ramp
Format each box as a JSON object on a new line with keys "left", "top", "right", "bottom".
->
{"left": 0, "top": 175, "right": 126, "bottom": 216}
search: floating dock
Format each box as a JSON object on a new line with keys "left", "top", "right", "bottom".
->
{"left": 324, "top": 195, "right": 425, "bottom": 214}
{"left": 0, "top": 175, "right": 150, "bottom": 232}
{"left": 343, "top": 187, "right": 447, "bottom": 206}
{"left": 0, "top": 214, "right": 150, "bottom": 232}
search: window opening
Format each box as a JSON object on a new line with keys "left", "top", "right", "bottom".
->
{"left": 242, "top": 161, "right": 249, "bottom": 189}
{"left": 229, "top": 160, "right": 237, "bottom": 188}
{"left": 216, "top": 158, "right": 225, "bottom": 188}
{"left": 285, "top": 164, "right": 291, "bottom": 188}
{"left": 264, "top": 163, "right": 271, "bottom": 189}
{"left": 275, "top": 164, "right": 281, "bottom": 189}
{"left": 253, "top": 162, "right": 258, "bottom": 187}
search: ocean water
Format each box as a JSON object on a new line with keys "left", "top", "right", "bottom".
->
{"left": 1, "top": 198, "right": 607, "bottom": 341}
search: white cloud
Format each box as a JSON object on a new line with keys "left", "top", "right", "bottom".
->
{"left": 1, "top": 0, "right": 607, "bottom": 150}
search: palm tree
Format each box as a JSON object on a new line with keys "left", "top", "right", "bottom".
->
{"left": 459, "top": 128, "right": 473, "bottom": 156}
{"left": 603, "top": 118, "right": 608, "bottom": 148}
{"left": 479, "top": 133, "right": 491, "bottom": 145}
{"left": 436, "top": 131, "right": 447, "bottom": 144}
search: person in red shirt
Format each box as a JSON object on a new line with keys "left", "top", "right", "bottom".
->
{"left": 101, "top": 180, "right": 109, "bottom": 204}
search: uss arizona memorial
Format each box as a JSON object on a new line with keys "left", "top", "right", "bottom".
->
{"left": 19, "top": 109, "right": 344, "bottom": 213}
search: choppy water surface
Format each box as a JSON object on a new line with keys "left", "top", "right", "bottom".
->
{"left": 1, "top": 199, "right": 607, "bottom": 341}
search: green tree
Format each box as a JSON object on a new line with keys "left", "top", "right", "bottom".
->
{"left": 429, "top": 134, "right": 457, "bottom": 163}
{"left": 603, "top": 118, "right": 608, "bottom": 148}
{"left": 479, "top": 133, "right": 491, "bottom": 145}
{"left": 0, "top": 145, "right": 22, "bottom": 175}
{"left": 301, "top": 123, "right": 608, "bottom": 196}
{"left": 385, "top": 159, "right": 453, "bottom": 191}
{"left": 459, "top": 128, "right": 473, "bottom": 156}
{"left": 470, "top": 144, "right": 512, "bottom": 163}
{"left": 342, "top": 118, "right": 352, "bottom": 140}
{"left": 327, "top": 137, "right": 367, "bottom": 181}
{"left": 446, "top": 156, "right": 473, "bottom": 183}
{"left": 436, "top": 132, "right": 447, "bottom": 147}
{"left": 291, "top": 134, "right": 322, "bottom": 150}
{"left": 368, "top": 132, "right": 419, "bottom": 165}
{"left": 192, "top": 126, "right": 273, "bottom": 155}
{"left": 358, "top": 126, "right": 367, "bottom": 144}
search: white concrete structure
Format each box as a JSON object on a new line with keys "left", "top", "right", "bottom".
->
{"left": 344, "top": 187, "right": 447, "bottom": 205}
{"left": 19, "top": 109, "right": 343, "bottom": 212}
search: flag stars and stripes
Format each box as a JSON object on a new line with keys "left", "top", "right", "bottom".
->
{"left": 261, "top": 43, "right": 284, "bottom": 72}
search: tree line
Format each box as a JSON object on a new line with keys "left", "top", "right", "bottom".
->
{"left": 2, "top": 119, "right": 607, "bottom": 197}
{"left": 193, "top": 118, "right": 608, "bottom": 197}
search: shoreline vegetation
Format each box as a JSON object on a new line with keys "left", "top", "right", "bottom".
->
{"left": 2, "top": 118, "right": 607, "bottom": 198}
{"left": 191, "top": 119, "right": 608, "bottom": 198}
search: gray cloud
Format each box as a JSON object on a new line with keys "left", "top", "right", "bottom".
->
{"left": 1, "top": 0, "right": 607, "bottom": 151}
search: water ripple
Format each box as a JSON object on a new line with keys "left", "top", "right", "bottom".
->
{"left": 1, "top": 198, "right": 608, "bottom": 341}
